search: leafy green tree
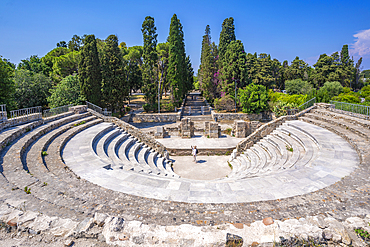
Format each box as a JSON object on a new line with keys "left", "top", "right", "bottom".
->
{"left": 156, "top": 42, "right": 169, "bottom": 98}
{"left": 321, "top": 81, "right": 343, "bottom": 99}
{"left": 141, "top": 16, "right": 158, "bottom": 106}
{"left": 41, "top": 47, "right": 70, "bottom": 75}
{"left": 78, "top": 34, "right": 102, "bottom": 106}
{"left": 199, "top": 25, "right": 218, "bottom": 102}
{"left": 168, "top": 14, "right": 188, "bottom": 106}
{"left": 68, "top": 35, "right": 82, "bottom": 51}
{"left": 218, "top": 17, "right": 236, "bottom": 66}
{"left": 101, "top": 35, "right": 127, "bottom": 111}
{"left": 238, "top": 83, "right": 269, "bottom": 114}
{"left": 14, "top": 69, "right": 53, "bottom": 108}
{"left": 332, "top": 93, "right": 360, "bottom": 103}
{"left": 123, "top": 45, "right": 143, "bottom": 103}
{"left": 56, "top": 41, "right": 67, "bottom": 48}
{"left": 47, "top": 75, "right": 84, "bottom": 108}
{"left": 285, "top": 79, "right": 313, "bottom": 95}
{"left": 17, "top": 55, "right": 51, "bottom": 76}
{"left": 220, "top": 40, "right": 247, "bottom": 97}
{"left": 254, "top": 53, "right": 274, "bottom": 88}
{"left": 51, "top": 51, "right": 80, "bottom": 83}
{"left": 0, "top": 56, "right": 15, "bottom": 107}
{"left": 285, "top": 57, "right": 308, "bottom": 81}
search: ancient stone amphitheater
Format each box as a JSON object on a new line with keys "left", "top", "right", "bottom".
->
{"left": 0, "top": 104, "right": 369, "bottom": 246}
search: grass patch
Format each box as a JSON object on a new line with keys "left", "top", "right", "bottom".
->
{"left": 74, "top": 120, "right": 86, "bottom": 127}
{"left": 355, "top": 228, "right": 370, "bottom": 242}
{"left": 286, "top": 145, "right": 293, "bottom": 152}
{"left": 225, "top": 128, "right": 232, "bottom": 135}
{"left": 228, "top": 161, "right": 233, "bottom": 170}
{"left": 24, "top": 186, "right": 31, "bottom": 194}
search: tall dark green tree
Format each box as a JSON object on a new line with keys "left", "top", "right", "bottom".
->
{"left": 218, "top": 17, "right": 236, "bottom": 66}
{"left": 185, "top": 56, "right": 194, "bottom": 92}
{"left": 285, "top": 56, "right": 308, "bottom": 81}
{"left": 168, "top": 14, "right": 187, "bottom": 106}
{"left": 78, "top": 34, "right": 102, "bottom": 105}
{"left": 141, "top": 16, "right": 158, "bottom": 106}
{"left": 101, "top": 35, "right": 127, "bottom": 111}
{"left": 199, "top": 25, "right": 218, "bottom": 102}
{"left": 220, "top": 40, "right": 247, "bottom": 97}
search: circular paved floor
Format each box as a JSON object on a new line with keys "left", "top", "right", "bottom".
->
{"left": 63, "top": 120, "right": 359, "bottom": 203}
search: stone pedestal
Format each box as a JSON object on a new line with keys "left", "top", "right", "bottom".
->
{"left": 204, "top": 121, "right": 210, "bottom": 136}
{"left": 180, "top": 118, "right": 194, "bottom": 138}
{"left": 209, "top": 122, "right": 221, "bottom": 138}
{"left": 154, "top": 126, "right": 167, "bottom": 138}
{"left": 234, "top": 120, "right": 251, "bottom": 138}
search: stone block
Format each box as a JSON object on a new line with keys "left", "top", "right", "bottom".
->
{"left": 69, "top": 105, "right": 87, "bottom": 114}
{"left": 180, "top": 118, "right": 194, "bottom": 138}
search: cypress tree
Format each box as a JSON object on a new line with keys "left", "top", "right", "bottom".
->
{"left": 78, "top": 34, "right": 102, "bottom": 105}
{"left": 141, "top": 16, "right": 158, "bottom": 107}
{"left": 101, "top": 35, "right": 127, "bottom": 111}
{"left": 218, "top": 17, "right": 236, "bottom": 66}
{"left": 168, "top": 14, "right": 187, "bottom": 105}
{"left": 199, "top": 25, "right": 217, "bottom": 102}
{"left": 220, "top": 40, "right": 247, "bottom": 97}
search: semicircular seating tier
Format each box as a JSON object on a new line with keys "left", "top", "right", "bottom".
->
{"left": 0, "top": 107, "right": 363, "bottom": 211}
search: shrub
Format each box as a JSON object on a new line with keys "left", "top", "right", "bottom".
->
{"left": 285, "top": 79, "right": 313, "bottom": 95}
{"left": 125, "top": 106, "right": 131, "bottom": 112}
{"left": 162, "top": 102, "right": 175, "bottom": 112}
{"left": 321, "top": 81, "right": 343, "bottom": 99}
{"left": 143, "top": 103, "right": 156, "bottom": 113}
{"left": 332, "top": 93, "right": 361, "bottom": 104}
{"left": 238, "top": 83, "right": 269, "bottom": 114}
{"left": 214, "top": 95, "right": 235, "bottom": 112}
{"left": 272, "top": 101, "right": 299, "bottom": 117}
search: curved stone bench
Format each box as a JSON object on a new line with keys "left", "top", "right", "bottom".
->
{"left": 62, "top": 120, "right": 359, "bottom": 203}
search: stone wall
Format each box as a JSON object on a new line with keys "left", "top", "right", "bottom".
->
{"left": 88, "top": 109, "right": 167, "bottom": 155}
{"left": 236, "top": 105, "right": 316, "bottom": 153}
{"left": 131, "top": 112, "right": 181, "bottom": 123}
{"left": 166, "top": 147, "right": 234, "bottom": 156}
{"left": 212, "top": 112, "right": 263, "bottom": 122}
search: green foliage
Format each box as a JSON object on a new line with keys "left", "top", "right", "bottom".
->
{"left": 47, "top": 75, "right": 84, "bottom": 108}
{"left": 321, "top": 81, "right": 343, "bottom": 98}
{"left": 141, "top": 16, "right": 158, "bottom": 106}
{"left": 14, "top": 69, "right": 53, "bottom": 108}
{"left": 41, "top": 47, "right": 70, "bottom": 74}
{"left": 41, "top": 151, "right": 48, "bottom": 156}
{"left": 285, "top": 79, "right": 313, "bottom": 95}
{"left": 214, "top": 95, "right": 235, "bottom": 112}
{"left": 238, "top": 83, "right": 269, "bottom": 114}
{"left": 269, "top": 91, "right": 307, "bottom": 105}
{"left": 284, "top": 56, "right": 309, "bottom": 81}
{"left": 123, "top": 45, "right": 143, "bottom": 95}
{"left": 227, "top": 161, "right": 233, "bottom": 169}
{"left": 161, "top": 101, "right": 175, "bottom": 112}
{"left": 218, "top": 17, "right": 236, "bottom": 65}
{"left": 332, "top": 93, "right": 361, "bottom": 104}
{"left": 220, "top": 40, "right": 247, "bottom": 95}
{"left": 355, "top": 228, "right": 370, "bottom": 241}
{"left": 272, "top": 101, "right": 299, "bottom": 117}
{"left": 68, "top": 34, "right": 82, "bottom": 51}
{"left": 360, "top": 85, "right": 370, "bottom": 98}
{"left": 286, "top": 145, "right": 293, "bottom": 152}
{"left": 0, "top": 56, "right": 15, "bottom": 106}
{"left": 74, "top": 120, "right": 86, "bottom": 126}
{"left": 24, "top": 186, "right": 31, "bottom": 194}
{"left": 51, "top": 51, "right": 80, "bottom": 83}
{"left": 101, "top": 35, "right": 127, "bottom": 111}
{"left": 168, "top": 14, "right": 189, "bottom": 105}
{"left": 225, "top": 128, "right": 232, "bottom": 135}
{"left": 199, "top": 25, "right": 218, "bottom": 102}
{"left": 18, "top": 55, "right": 51, "bottom": 76}
{"left": 143, "top": 103, "right": 156, "bottom": 113}
{"left": 79, "top": 34, "right": 102, "bottom": 106}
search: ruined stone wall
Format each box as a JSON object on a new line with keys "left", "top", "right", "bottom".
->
{"left": 131, "top": 112, "right": 181, "bottom": 123}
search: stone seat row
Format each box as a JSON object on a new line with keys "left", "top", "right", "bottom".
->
{"left": 227, "top": 121, "right": 320, "bottom": 180}
{"left": 87, "top": 124, "right": 179, "bottom": 178}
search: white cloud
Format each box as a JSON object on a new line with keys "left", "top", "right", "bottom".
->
{"left": 351, "top": 29, "right": 370, "bottom": 57}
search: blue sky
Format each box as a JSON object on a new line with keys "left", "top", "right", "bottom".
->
{"left": 1, "top": 0, "right": 369, "bottom": 73}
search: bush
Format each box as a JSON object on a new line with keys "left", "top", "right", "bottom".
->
{"left": 269, "top": 90, "right": 307, "bottom": 105}
{"left": 214, "top": 95, "right": 235, "bottom": 112}
{"left": 272, "top": 101, "right": 299, "bottom": 117}
{"left": 238, "top": 83, "right": 269, "bottom": 114}
{"left": 321, "top": 81, "right": 343, "bottom": 99}
{"left": 285, "top": 79, "right": 313, "bottom": 95}
{"left": 47, "top": 75, "right": 84, "bottom": 108}
{"left": 143, "top": 103, "right": 156, "bottom": 113}
{"left": 332, "top": 93, "right": 361, "bottom": 104}
{"left": 162, "top": 102, "right": 175, "bottom": 112}
{"left": 125, "top": 106, "right": 131, "bottom": 112}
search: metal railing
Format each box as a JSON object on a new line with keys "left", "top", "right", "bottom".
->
{"left": 298, "top": 97, "right": 316, "bottom": 111}
{"left": 330, "top": 101, "right": 370, "bottom": 118}
{"left": 43, "top": 104, "right": 73, "bottom": 118}
{"left": 86, "top": 101, "right": 112, "bottom": 116}
{"left": 9, "top": 106, "right": 42, "bottom": 120}
{"left": 0, "top": 104, "right": 7, "bottom": 123}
